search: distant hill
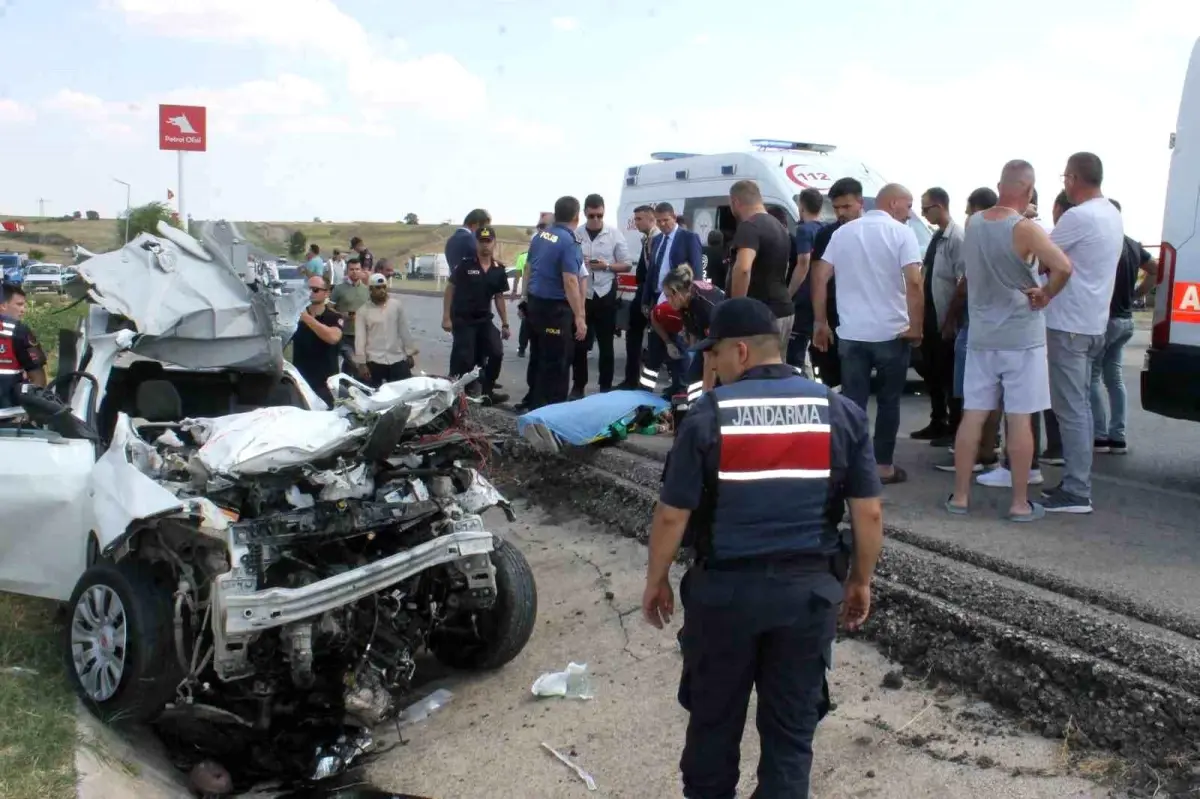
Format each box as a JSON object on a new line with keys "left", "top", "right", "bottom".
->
{"left": 239, "top": 221, "right": 535, "bottom": 265}
{"left": 0, "top": 215, "right": 120, "bottom": 263}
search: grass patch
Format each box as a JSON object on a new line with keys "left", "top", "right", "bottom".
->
{"left": 0, "top": 216, "right": 119, "bottom": 264}
{"left": 0, "top": 294, "right": 93, "bottom": 798}
{"left": 240, "top": 221, "right": 534, "bottom": 267}
{"left": 0, "top": 595, "right": 77, "bottom": 799}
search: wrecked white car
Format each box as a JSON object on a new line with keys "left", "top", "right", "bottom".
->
{"left": 0, "top": 223, "right": 536, "bottom": 788}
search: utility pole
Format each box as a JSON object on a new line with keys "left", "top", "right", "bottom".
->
{"left": 38, "top": 198, "right": 49, "bottom": 217}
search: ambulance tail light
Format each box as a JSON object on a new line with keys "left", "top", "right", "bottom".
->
{"left": 1151, "top": 241, "right": 1176, "bottom": 351}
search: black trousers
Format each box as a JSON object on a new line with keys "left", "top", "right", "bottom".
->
{"left": 572, "top": 290, "right": 618, "bottom": 391}
{"left": 518, "top": 316, "right": 530, "bottom": 353}
{"left": 918, "top": 330, "right": 961, "bottom": 430}
{"left": 526, "top": 296, "right": 575, "bottom": 409}
{"left": 367, "top": 359, "right": 412, "bottom": 388}
{"left": 624, "top": 300, "right": 647, "bottom": 387}
{"left": 449, "top": 321, "right": 502, "bottom": 393}
{"left": 297, "top": 365, "right": 336, "bottom": 407}
{"left": 678, "top": 564, "right": 839, "bottom": 799}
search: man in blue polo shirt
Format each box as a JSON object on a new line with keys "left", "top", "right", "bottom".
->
{"left": 445, "top": 208, "right": 491, "bottom": 268}
{"left": 516, "top": 196, "right": 587, "bottom": 411}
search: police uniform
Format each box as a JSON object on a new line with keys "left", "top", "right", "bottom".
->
{"left": 659, "top": 297, "right": 881, "bottom": 799}
{"left": 447, "top": 227, "right": 509, "bottom": 398}
{"left": 0, "top": 314, "right": 48, "bottom": 408}
{"left": 522, "top": 220, "right": 583, "bottom": 409}
{"left": 676, "top": 279, "right": 725, "bottom": 409}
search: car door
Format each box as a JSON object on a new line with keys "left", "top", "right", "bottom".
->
{"left": 0, "top": 426, "right": 95, "bottom": 601}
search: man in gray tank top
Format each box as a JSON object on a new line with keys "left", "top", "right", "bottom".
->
{"left": 945, "top": 160, "right": 1073, "bottom": 522}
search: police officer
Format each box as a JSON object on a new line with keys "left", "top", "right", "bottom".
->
{"left": 441, "top": 226, "right": 511, "bottom": 405}
{"left": 515, "top": 196, "right": 587, "bottom": 411}
{"left": 642, "top": 297, "right": 885, "bottom": 799}
{"left": 0, "top": 284, "right": 49, "bottom": 409}
{"left": 660, "top": 263, "right": 726, "bottom": 412}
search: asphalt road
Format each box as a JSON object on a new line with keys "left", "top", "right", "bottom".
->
{"left": 389, "top": 291, "right": 1200, "bottom": 626}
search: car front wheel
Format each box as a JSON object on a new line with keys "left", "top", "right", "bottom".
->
{"left": 429, "top": 536, "right": 538, "bottom": 671}
{"left": 64, "top": 560, "right": 182, "bottom": 725}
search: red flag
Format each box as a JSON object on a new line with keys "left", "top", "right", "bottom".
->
{"left": 167, "top": 189, "right": 175, "bottom": 200}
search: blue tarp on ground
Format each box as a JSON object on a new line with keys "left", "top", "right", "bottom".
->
{"left": 516, "top": 390, "right": 669, "bottom": 450}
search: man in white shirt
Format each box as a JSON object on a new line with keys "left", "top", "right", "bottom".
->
{"left": 571, "top": 194, "right": 632, "bottom": 396}
{"left": 812, "top": 181, "right": 924, "bottom": 484}
{"left": 328, "top": 249, "right": 347, "bottom": 285}
{"left": 1041, "top": 152, "right": 1124, "bottom": 514}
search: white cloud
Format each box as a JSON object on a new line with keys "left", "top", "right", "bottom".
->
{"left": 39, "top": 89, "right": 141, "bottom": 136}
{"left": 693, "top": 33, "right": 710, "bottom": 45}
{"left": 112, "top": 0, "right": 487, "bottom": 122}
{"left": 162, "top": 74, "right": 329, "bottom": 119}
{"left": 343, "top": 53, "right": 485, "bottom": 120}
{"left": 493, "top": 115, "right": 566, "bottom": 148}
{"left": 0, "top": 99, "right": 35, "bottom": 125}
{"left": 113, "top": 0, "right": 363, "bottom": 54}
{"left": 551, "top": 17, "right": 579, "bottom": 32}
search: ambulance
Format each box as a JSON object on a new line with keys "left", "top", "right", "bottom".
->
{"left": 612, "top": 139, "right": 934, "bottom": 311}
{"left": 1142, "top": 37, "right": 1200, "bottom": 422}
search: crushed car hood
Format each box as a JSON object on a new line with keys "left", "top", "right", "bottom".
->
{"left": 76, "top": 221, "right": 306, "bottom": 371}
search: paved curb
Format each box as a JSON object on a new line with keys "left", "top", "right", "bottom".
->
{"left": 475, "top": 406, "right": 1200, "bottom": 795}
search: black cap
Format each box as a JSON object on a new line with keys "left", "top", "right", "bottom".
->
{"left": 475, "top": 226, "right": 495, "bottom": 242}
{"left": 691, "top": 297, "right": 778, "bottom": 352}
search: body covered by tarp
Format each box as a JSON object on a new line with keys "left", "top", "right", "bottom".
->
{"left": 517, "top": 390, "right": 669, "bottom": 452}
{"left": 76, "top": 221, "right": 306, "bottom": 371}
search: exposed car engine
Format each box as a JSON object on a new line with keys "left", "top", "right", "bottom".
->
{"left": 58, "top": 373, "right": 536, "bottom": 792}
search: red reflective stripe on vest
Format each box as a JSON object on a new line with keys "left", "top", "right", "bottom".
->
{"left": 718, "top": 426, "right": 831, "bottom": 478}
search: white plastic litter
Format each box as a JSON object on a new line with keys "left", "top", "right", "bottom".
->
{"left": 531, "top": 662, "right": 594, "bottom": 699}
{"left": 541, "top": 743, "right": 598, "bottom": 791}
{"left": 397, "top": 688, "right": 454, "bottom": 726}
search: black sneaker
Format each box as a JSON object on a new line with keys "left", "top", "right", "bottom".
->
{"left": 568, "top": 386, "right": 585, "bottom": 400}
{"left": 517, "top": 349, "right": 526, "bottom": 358}
{"left": 494, "top": 382, "right": 504, "bottom": 390}
{"left": 1094, "top": 438, "right": 1111, "bottom": 454}
{"left": 911, "top": 423, "right": 949, "bottom": 441}
{"left": 514, "top": 401, "right": 532, "bottom": 413}
{"left": 930, "top": 434, "right": 955, "bottom": 448}
{"left": 1108, "top": 440, "right": 1128, "bottom": 455}
{"left": 1041, "top": 490, "right": 1092, "bottom": 514}
{"left": 483, "top": 391, "right": 509, "bottom": 406}
{"left": 1041, "top": 447, "right": 1065, "bottom": 466}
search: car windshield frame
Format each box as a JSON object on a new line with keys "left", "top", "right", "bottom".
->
{"left": 276, "top": 267, "right": 302, "bottom": 280}
{"left": 27, "top": 264, "right": 60, "bottom": 275}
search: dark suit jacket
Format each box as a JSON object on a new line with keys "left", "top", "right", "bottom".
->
{"left": 643, "top": 227, "right": 702, "bottom": 305}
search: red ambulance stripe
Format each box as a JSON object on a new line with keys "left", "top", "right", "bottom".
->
{"left": 719, "top": 430, "right": 831, "bottom": 474}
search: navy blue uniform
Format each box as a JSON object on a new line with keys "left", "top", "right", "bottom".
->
{"left": 0, "top": 314, "right": 48, "bottom": 408}
{"left": 679, "top": 281, "right": 726, "bottom": 405}
{"left": 444, "top": 228, "right": 477, "bottom": 269}
{"left": 448, "top": 256, "right": 509, "bottom": 394}
{"left": 661, "top": 362, "right": 880, "bottom": 798}
{"left": 523, "top": 223, "right": 583, "bottom": 408}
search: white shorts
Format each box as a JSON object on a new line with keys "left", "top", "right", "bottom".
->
{"left": 963, "top": 346, "right": 1051, "bottom": 414}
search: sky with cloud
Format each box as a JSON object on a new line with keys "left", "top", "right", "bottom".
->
{"left": 0, "top": 0, "right": 1196, "bottom": 241}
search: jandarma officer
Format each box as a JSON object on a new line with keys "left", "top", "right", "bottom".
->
{"left": 641, "top": 296, "right": 885, "bottom": 799}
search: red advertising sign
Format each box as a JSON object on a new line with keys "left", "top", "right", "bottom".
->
{"left": 158, "top": 104, "right": 207, "bottom": 152}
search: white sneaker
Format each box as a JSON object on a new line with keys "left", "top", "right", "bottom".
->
{"left": 976, "top": 466, "right": 1045, "bottom": 488}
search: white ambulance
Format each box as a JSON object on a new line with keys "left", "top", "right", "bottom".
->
{"left": 1143, "top": 37, "right": 1200, "bottom": 422}
{"left": 612, "top": 139, "right": 934, "bottom": 309}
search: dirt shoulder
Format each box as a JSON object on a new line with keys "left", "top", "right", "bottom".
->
{"left": 365, "top": 502, "right": 1107, "bottom": 799}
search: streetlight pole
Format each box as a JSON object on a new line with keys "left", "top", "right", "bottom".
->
{"left": 113, "top": 178, "right": 131, "bottom": 244}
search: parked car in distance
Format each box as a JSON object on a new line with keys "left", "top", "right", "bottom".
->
{"left": 0, "top": 252, "right": 24, "bottom": 284}
{"left": 21, "top": 263, "right": 74, "bottom": 294}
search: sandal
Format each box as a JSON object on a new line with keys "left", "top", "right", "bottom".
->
{"left": 1007, "top": 502, "right": 1046, "bottom": 523}
{"left": 944, "top": 494, "right": 969, "bottom": 515}
{"left": 880, "top": 466, "right": 908, "bottom": 485}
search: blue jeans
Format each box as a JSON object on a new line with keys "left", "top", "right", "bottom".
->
{"left": 838, "top": 337, "right": 911, "bottom": 466}
{"left": 1089, "top": 316, "right": 1135, "bottom": 443}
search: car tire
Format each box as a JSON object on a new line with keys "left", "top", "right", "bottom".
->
{"left": 429, "top": 536, "right": 538, "bottom": 671}
{"left": 63, "top": 560, "right": 182, "bottom": 725}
